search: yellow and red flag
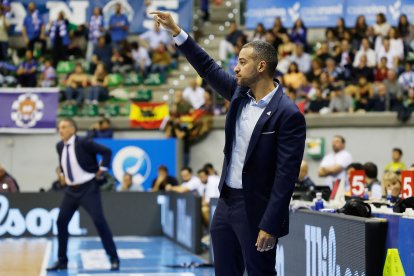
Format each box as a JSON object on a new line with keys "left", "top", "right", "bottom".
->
{"left": 129, "top": 102, "right": 169, "bottom": 129}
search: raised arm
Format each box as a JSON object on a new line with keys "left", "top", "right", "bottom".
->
{"left": 150, "top": 11, "right": 237, "bottom": 101}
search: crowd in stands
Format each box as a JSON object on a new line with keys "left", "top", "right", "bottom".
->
{"left": 220, "top": 13, "right": 414, "bottom": 115}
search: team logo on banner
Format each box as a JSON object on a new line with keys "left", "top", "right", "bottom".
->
{"left": 10, "top": 93, "right": 44, "bottom": 128}
{"left": 112, "top": 146, "right": 151, "bottom": 186}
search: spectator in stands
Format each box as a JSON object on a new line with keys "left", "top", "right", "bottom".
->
{"left": 289, "top": 43, "right": 311, "bottom": 73}
{"left": 306, "top": 58, "right": 324, "bottom": 82}
{"left": 278, "top": 33, "right": 295, "bottom": 58}
{"left": 363, "top": 162, "right": 382, "bottom": 199}
{"left": 397, "top": 14, "right": 414, "bottom": 51}
{"left": 283, "top": 62, "right": 307, "bottom": 90}
{"left": 86, "top": 6, "right": 105, "bottom": 62}
{"left": 139, "top": 21, "right": 172, "bottom": 51}
{"left": 63, "top": 62, "right": 89, "bottom": 106}
{"left": 166, "top": 167, "right": 204, "bottom": 197}
{"left": 49, "top": 166, "right": 66, "bottom": 191}
{"left": 315, "top": 42, "right": 331, "bottom": 63}
{"left": 352, "top": 15, "right": 368, "bottom": 47}
{"left": 388, "top": 27, "right": 404, "bottom": 60}
{"left": 87, "top": 62, "right": 109, "bottom": 105}
{"left": 307, "top": 85, "right": 329, "bottom": 113}
{"left": 376, "top": 38, "right": 398, "bottom": 70}
{"left": 16, "top": 50, "right": 37, "bottom": 87}
{"left": 318, "top": 135, "right": 353, "bottom": 188}
{"left": 151, "top": 42, "right": 172, "bottom": 79}
{"left": 0, "top": 4, "right": 9, "bottom": 61}
{"left": 352, "top": 54, "right": 374, "bottom": 82}
{"left": 199, "top": 168, "right": 220, "bottom": 225}
{"left": 333, "top": 17, "right": 347, "bottom": 41}
{"left": 118, "top": 173, "right": 142, "bottom": 191}
{"left": 296, "top": 160, "right": 315, "bottom": 188}
{"left": 87, "top": 117, "right": 113, "bottom": 138}
{"left": 383, "top": 70, "right": 404, "bottom": 110}
{"left": 329, "top": 84, "right": 354, "bottom": 113}
{"left": 111, "top": 44, "right": 133, "bottom": 75}
{"left": 22, "top": 2, "right": 46, "bottom": 54}
{"left": 226, "top": 44, "right": 240, "bottom": 75}
{"left": 183, "top": 78, "right": 205, "bottom": 110}
{"left": 374, "top": 57, "right": 389, "bottom": 82}
{"left": 151, "top": 165, "right": 178, "bottom": 191}
{"left": 39, "top": 59, "right": 56, "bottom": 87}
{"left": 319, "top": 71, "right": 333, "bottom": 98}
{"left": 171, "top": 90, "right": 193, "bottom": 116}
{"left": 199, "top": 90, "right": 214, "bottom": 114}
{"left": 382, "top": 171, "right": 401, "bottom": 200}
{"left": 353, "top": 38, "right": 376, "bottom": 68}
{"left": 92, "top": 36, "right": 112, "bottom": 73}
{"left": 366, "top": 82, "right": 387, "bottom": 111}
{"left": 385, "top": 148, "right": 406, "bottom": 173}
{"left": 109, "top": 3, "right": 129, "bottom": 46}
{"left": 405, "top": 87, "right": 414, "bottom": 112}
{"left": 325, "top": 58, "right": 344, "bottom": 82}
{"left": 250, "top": 22, "right": 266, "bottom": 42}
{"left": 218, "top": 21, "right": 244, "bottom": 61}
{"left": 0, "top": 164, "right": 19, "bottom": 192}
{"left": 398, "top": 62, "right": 414, "bottom": 91}
{"left": 347, "top": 75, "right": 374, "bottom": 111}
{"left": 203, "top": 163, "right": 218, "bottom": 176}
{"left": 264, "top": 31, "right": 278, "bottom": 51}
{"left": 49, "top": 11, "right": 70, "bottom": 66}
{"left": 373, "top": 13, "right": 391, "bottom": 38}
{"left": 290, "top": 18, "right": 307, "bottom": 47}
{"left": 325, "top": 29, "right": 339, "bottom": 53}
{"left": 338, "top": 39, "right": 354, "bottom": 71}
{"left": 273, "top": 16, "right": 288, "bottom": 34}
{"left": 131, "top": 41, "right": 151, "bottom": 78}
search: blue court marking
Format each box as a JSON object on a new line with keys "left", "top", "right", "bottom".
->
{"left": 46, "top": 236, "right": 214, "bottom": 276}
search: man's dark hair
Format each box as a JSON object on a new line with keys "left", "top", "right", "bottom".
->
{"left": 181, "top": 166, "right": 192, "bottom": 174}
{"left": 197, "top": 168, "right": 208, "bottom": 175}
{"left": 347, "top": 162, "right": 363, "bottom": 171}
{"left": 242, "top": 40, "right": 278, "bottom": 77}
{"left": 60, "top": 118, "right": 78, "bottom": 132}
{"left": 99, "top": 117, "right": 111, "bottom": 126}
{"left": 203, "top": 163, "right": 214, "bottom": 170}
{"left": 363, "top": 162, "right": 378, "bottom": 179}
{"left": 158, "top": 165, "right": 168, "bottom": 173}
{"left": 334, "top": 135, "right": 346, "bottom": 144}
{"left": 393, "top": 148, "right": 403, "bottom": 156}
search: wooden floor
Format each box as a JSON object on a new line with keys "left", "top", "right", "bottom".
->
{"left": 0, "top": 238, "right": 48, "bottom": 276}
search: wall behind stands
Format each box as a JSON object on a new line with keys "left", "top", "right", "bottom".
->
{"left": 2, "top": 125, "right": 414, "bottom": 190}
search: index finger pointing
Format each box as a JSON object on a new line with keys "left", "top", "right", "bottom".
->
{"left": 149, "top": 11, "right": 168, "bottom": 16}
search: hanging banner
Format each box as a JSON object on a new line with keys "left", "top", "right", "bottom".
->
{"left": 0, "top": 88, "right": 59, "bottom": 133}
{"left": 6, "top": 0, "right": 193, "bottom": 34}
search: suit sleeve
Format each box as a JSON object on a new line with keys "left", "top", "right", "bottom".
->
{"left": 259, "top": 110, "right": 306, "bottom": 235}
{"left": 177, "top": 35, "right": 238, "bottom": 101}
{"left": 84, "top": 139, "right": 112, "bottom": 169}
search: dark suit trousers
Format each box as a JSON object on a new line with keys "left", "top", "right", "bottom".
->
{"left": 211, "top": 186, "right": 277, "bottom": 276}
{"left": 57, "top": 179, "right": 118, "bottom": 262}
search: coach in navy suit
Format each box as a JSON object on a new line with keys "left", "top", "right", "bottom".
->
{"left": 152, "top": 12, "right": 306, "bottom": 276}
{"left": 47, "top": 118, "right": 119, "bottom": 271}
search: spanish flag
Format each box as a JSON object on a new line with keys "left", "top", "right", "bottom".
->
{"left": 129, "top": 102, "right": 169, "bottom": 129}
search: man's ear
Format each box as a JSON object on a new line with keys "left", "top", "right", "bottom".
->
{"left": 258, "top": 61, "right": 266, "bottom": 73}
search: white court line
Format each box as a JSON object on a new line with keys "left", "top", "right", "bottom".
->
{"left": 39, "top": 240, "right": 52, "bottom": 276}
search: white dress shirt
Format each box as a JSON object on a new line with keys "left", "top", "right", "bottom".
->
{"left": 182, "top": 176, "right": 205, "bottom": 196}
{"left": 61, "top": 135, "right": 95, "bottom": 186}
{"left": 183, "top": 86, "right": 205, "bottom": 109}
{"left": 204, "top": 175, "right": 220, "bottom": 203}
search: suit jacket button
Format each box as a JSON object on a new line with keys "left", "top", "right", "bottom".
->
{"left": 242, "top": 170, "right": 247, "bottom": 174}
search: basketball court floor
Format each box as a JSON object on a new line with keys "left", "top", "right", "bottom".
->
{"left": 0, "top": 236, "right": 214, "bottom": 276}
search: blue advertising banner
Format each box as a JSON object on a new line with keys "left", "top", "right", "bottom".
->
{"left": 245, "top": 0, "right": 345, "bottom": 29}
{"left": 95, "top": 139, "right": 177, "bottom": 191}
{"left": 7, "top": 0, "right": 193, "bottom": 34}
{"left": 246, "top": 0, "right": 414, "bottom": 29}
{"left": 0, "top": 88, "right": 59, "bottom": 133}
{"left": 345, "top": 0, "right": 414, "bottom": 27}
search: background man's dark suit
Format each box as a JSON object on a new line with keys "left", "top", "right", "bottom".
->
{"left": 55, "top": 136, "right": 118, "bottom": 265}
{"left": 178, "top": 36, "right": 306, "bottom": 275}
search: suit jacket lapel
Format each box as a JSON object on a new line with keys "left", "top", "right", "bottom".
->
{"left": 244, "top": 86, "right": 284, "bottom": 165}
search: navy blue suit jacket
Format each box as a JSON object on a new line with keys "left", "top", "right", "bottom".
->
{"left": 178, "top": 36, "right": 306, "bottom": 237}
{"left": 57, "top": 136, "right": 112, "bottom": 175}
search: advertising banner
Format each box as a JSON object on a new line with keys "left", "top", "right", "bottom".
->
{"left": 95, "top": 139, "right": 177, "bottom": 191}
{"left": 0, "top": 88, "right": 59, "bottom": 133}
{"left": 6, "top": 0, "right": 193, "bottom": 34}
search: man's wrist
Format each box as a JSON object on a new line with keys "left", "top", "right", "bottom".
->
{"left": 172, "top": 26, "right": 181, "bottom": 37}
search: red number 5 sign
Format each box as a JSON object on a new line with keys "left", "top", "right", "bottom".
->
{"left": 350, "top": 170, "right": 365, "bottom": 197}
{"left": 401, "top": 171, "right": 414, "bottom": 199}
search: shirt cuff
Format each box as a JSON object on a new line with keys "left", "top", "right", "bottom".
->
{"left": 173, "top": 29, "right": 188, "bottom": 46}
{"left": 99, "top": 166, "right": 108, "bottom": 171}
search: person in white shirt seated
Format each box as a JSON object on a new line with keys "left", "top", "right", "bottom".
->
{"left": 198, "top": 168, "right": 220, "bottom": 225}
{"left": 166, "top": 167, "right": 204, "bottom": 196}
{"left": 398, "top": 62, "right": 414, "bottom": 91}
{"left": 131, "top": 41, "right": 151, "bottom": 78}
{"left": 183, "top": 78, "right": 205, "bottom": 109}
{"left": 289, "top": 43, "right": 311, "bottom": 73}
{"left": 376, "top": 38, "right": 399, "bottom": 70}
{"left": 139, "top": 21, "right": 171, "bottom": 51}
{"left": 117, "top": 173, "right": 142, "bottom": 191}
{"left": 353, "top": 38, "right": 376, "bottom": 68}
{"left": 318, "top": 135, "right": 353, "bottom": 189}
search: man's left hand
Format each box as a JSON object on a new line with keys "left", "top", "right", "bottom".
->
{"left": 255, "top": 230, "right": 276, "bottom": 252}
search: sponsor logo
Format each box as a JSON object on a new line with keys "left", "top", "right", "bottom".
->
{"left": 10, "top": 93, "right": 43, "bottom": 128}
{"left": 288, "top": 2, "right": 301, "bottom": 22}
{"left": 0, "top": 195, "right": 85, "bottom": 236}
{"left": 389, "top": 1, "right": 402, "bottom": 21}
{"left": 112, "top": 146, "right": 151, "bottom": 187}
{"left": 305, "top": 225, "right": 365, "bottom": 276}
